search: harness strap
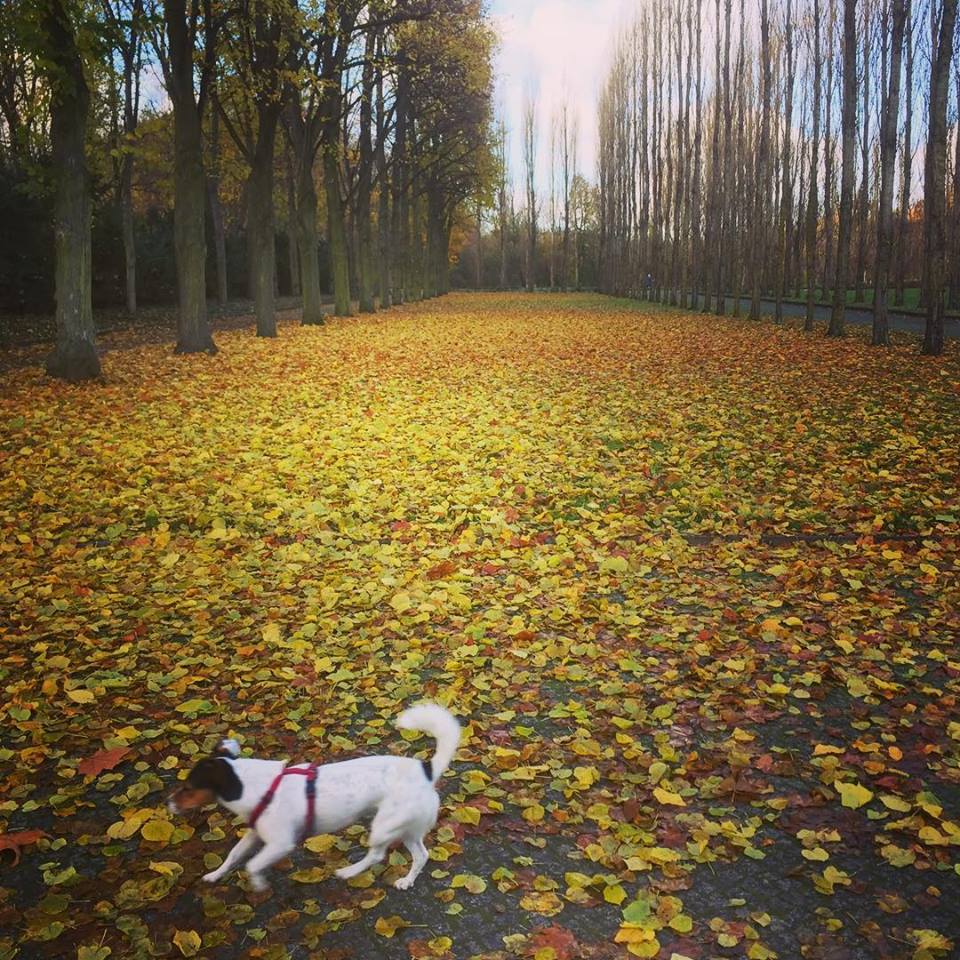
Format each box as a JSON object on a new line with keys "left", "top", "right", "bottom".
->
{"left": 247, "top": 763, "right": 319, "bottom": 837}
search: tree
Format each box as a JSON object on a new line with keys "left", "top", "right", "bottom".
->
{"left": 36, "top": 0, "right": 101, "bottom": 380}
{"left": 873, "top": 0, "right": 908, "bottom": 345}
{"left": 750, "top": 0, "right": 772, "bottom": 320}
{"left": 805, "top": 0, "right": 822, "bottom": 330}
{"left": 774, "top": 0, "right": 795, "bottom": 323}
{"left": 922, "top": 0, "right": 958, "bottom": 355}
{"left": 829, "top": 0, "right": 857, "bottom": 337}
{"left": 158, "top": 0, "right": 217, "bottom": 354}
{"left": 523, "top": 94, "right": 537, "bottom": 292}
{"left": 218, "top": 0, "right": 295, "bottom": 337}
{"left": 102, "top": 0, "right": 144, "bottom": 317}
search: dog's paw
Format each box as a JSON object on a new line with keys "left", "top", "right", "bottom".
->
{"left": 247, "top": 874, "right": 270, "bottom": 893}
{"left": 202, "top": 871, "right": 224, "bottom": 884}
{"left": 394, "top": 875, "right": 415, "bottom": 890}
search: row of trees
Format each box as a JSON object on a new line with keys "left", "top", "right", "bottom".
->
{"left": 2, "top": 0, "right": 495, "bottom": 380}
{"left": 597, "top": 0, "right": 957, "bottom": 354}
{"left": 451, "top": 112, "right": 601, "bottom": 292}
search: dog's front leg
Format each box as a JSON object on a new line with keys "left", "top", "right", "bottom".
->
{"left": 243, "top": 841, "right": 294, "bottom": 892}
{"left": 203, "top": 829, "right": 261, "bottom": 884}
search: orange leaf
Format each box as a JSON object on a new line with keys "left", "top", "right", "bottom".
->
{"left": 0, "top": 829, "right": 49, "bottom": 866}
{"left": 77, "top": 746, "right": 132, "bottom": 778}
{"left": 426, "top": 559, "right": 458, "bottom": 581}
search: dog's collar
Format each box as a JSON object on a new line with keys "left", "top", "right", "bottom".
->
{"left": 247, "top": 763, "right": 319, "bottom": 837}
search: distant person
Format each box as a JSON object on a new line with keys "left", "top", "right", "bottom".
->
{"left": 644, "top": 273, "right": 653, "bottom": 297}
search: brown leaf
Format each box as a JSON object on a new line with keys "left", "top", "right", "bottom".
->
{"left": 426, "top": 559, "right": 458, "bottom": 580}
{"left": 77, "top": 746, "right": 132, "bottom": 778}
{"left": 0, "top": 829, "right": 49, "bottom": 866}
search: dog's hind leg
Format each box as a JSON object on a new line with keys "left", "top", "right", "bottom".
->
{"left": 394, "top": 834, "right": 429, "bottom": 890}
{"left": 243, "top": 841, "right": 295, "bottom": 892}
{"left": 203, "top": 829, "right": 261, "bottom": 884}
{"left": 334, "top": 841, "right": 389, "bottom": 880}
{"left": 335, "top": 806, "right": 403, "bottom": 881}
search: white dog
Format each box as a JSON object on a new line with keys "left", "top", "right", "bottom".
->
{"left": 167, "top": 703, "right": 460, "bottom": 892}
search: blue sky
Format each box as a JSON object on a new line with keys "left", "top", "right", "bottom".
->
{"left": 488, "top": 0, "right": 625, "bottom": 195}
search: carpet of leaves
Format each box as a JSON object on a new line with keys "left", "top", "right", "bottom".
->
{"left": 1, "top": 292, "right": 959, "bottom": 960}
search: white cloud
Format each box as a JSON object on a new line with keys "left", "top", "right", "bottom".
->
{"left": 490, "top": 0, "right": 626, "bottom": 199}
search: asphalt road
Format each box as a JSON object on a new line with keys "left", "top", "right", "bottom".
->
{"left": 684, "top": 292, "right": 960, "bottom": 338}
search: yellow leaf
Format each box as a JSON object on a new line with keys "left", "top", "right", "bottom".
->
{"left": 141, "top": 819, "right": 175, "bottom": 843}
{"left": 836, "top": 781, "right": 873, "bottom": 810}
{"left": 523, "top": 803, "right": 545, "bottom": 823}
{"left": 172, "top": 930, "right": 201, "bottom": 957}
{"left": 67, "top": 689, "right": 95, "bottom": 704}
{"left": 653, "top": 786, "right": 685, "bottom": 807}
{"left": 390, "top": 592, "right": 412, "bottom": 614}
{"left": 374, "top": 915, "right": 409, "bottom": 938}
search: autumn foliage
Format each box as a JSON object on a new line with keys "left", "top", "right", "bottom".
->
{"left": 0, "top": 292, "right": 958, "bottom": 959}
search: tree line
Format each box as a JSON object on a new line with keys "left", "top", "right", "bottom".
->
{"left": 0, "top": 0, "right": 495, "bottom": 380}
{"left": 597, "top": 0, "right": 958, "bottom": 355}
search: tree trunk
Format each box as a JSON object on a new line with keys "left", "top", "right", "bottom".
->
{"left": 375, "top": 43, "right": 391, "bottom": 309}
{"left": 829, "top": 0, "right": 858, "bottom": 337}
{"left": 823, "top": 0, "right": 837, "bottom": 301}
{"left": 247, "top": 109, "right": 279, "bottom": 337}
{"left": 285, "top": 159, "right": 300, "bottom": 298}
{"left": 922, "top": 0, "right": 958, "bottom": 354}
{"left": 775, "top": 0, "right": 795, "bottom": 323}
{"left": 42, "top": 0, "right": 100, "bottom": 381}
{"left": 323, "top": 115, "right": 352, "bottom": 317}
{"left": 356, "top": 30, "right": 375, "bottom": 314}
{"left": 894, "top": 5, "right": 913, "bottom": 306}
{"left": 749, "top": 0, "right": 771, "bottom": 319}
{"left": 165, "top": 0, "right": 215, "bottom": 354}
{"left": 806, "top": 0, "right": 822, "bottom": 330}
{"left": 207, "top": 104, "right": 229, "bottom": 305}
{"left": 854, "top": 5, "right": 871, "bottom": 303}
{"left": 297, "top": 157, "right": 324, "bottom": 325}
{"left": 873, "top": 0, "right": 907, "bottom": 345}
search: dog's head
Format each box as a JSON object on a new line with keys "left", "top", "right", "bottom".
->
{"left": 167, "top": 739, "right": 243, "bottom": 813}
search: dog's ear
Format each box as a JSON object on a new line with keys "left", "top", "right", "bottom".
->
{"left": 213, "top": 738, "right": 241, "bottom": 759}
{"left": 188, "top": 758, "right": 243, "bottom": 802}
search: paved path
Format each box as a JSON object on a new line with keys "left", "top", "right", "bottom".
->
{"left": 684, "top": 292, "right": 960, "bottom": 338}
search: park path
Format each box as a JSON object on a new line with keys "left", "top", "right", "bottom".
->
{"left": 0, "top": 292, "right": 958, "bottom": 960}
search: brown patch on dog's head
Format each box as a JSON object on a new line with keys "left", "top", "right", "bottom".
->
{"left": 168, "top": 785, "right": 217, "bottom": 811}
{"left": 168, "top": 756, "right": 243, "bottom": 813}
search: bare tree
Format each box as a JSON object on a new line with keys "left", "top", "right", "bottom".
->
{"left": 922, "top": 0, "right": 958, "bottom": 354}
{"left": 805, "top": 0, "right": 822, "bottom": 329}
{"left": 829, "top": 0, "right": 857, "bottom": 336}
{"left": 523, "top": 94, "right": 537, "bottom": 292}
{"left": 873, "top": 0, "right": 908, "bottom": 344}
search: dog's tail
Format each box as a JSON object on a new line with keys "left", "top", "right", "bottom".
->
{"left": 396, "top": 703, "right": 461, "bottom": 784}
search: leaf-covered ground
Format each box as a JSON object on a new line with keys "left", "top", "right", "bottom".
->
{"left": 1, "top": 292, "right": 959, "bottom": 960}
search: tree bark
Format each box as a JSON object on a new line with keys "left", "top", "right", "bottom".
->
{"left": 323, "top": 114, "right": 352, "bottom": 317}
{"left": 922, "top": 0, "right": 958, "bottom": 355}
{"left": 42, "top": 0, "right": 100, "bottom": 381}
{"left": 356, "top": 29, "right": 376, "bottom": 313}
{"left": 873, "top": 0, "right": 907, "bottom": 345}
{"left": 775, "top": 0, "right": 795, "bottom": 323}
{"left": 749, "top": 0, "right": 771, "bottom": 319}
{"left": 854, "top": 6, "right": 871, "bottom": 304}
{"left": 207, "top": 102, "right": 229, "bottom": 305}
{"left": 894, "top": 4, "right": 913, "bottom": 305}
{"left": 247, "top": 108, "right": 279, "bottom": 337}
{"left": 829, "top": 0, "right": 858, "bottom": 337}
{"left": 165, "top": 0, "right": 216, "bottom": 354}
{"left": 375, "top": 41, "right": 391, "bottom": 309}
{"left": 805, "top": 0, "right": 822, "bottom": 330}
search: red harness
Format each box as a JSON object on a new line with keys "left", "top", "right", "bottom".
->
{"left": 247, "top": 763, "right": 319, "bottom": 837}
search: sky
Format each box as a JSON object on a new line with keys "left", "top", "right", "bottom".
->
{"left": 489, "top": 0, "right": 626, "bottom": 197}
